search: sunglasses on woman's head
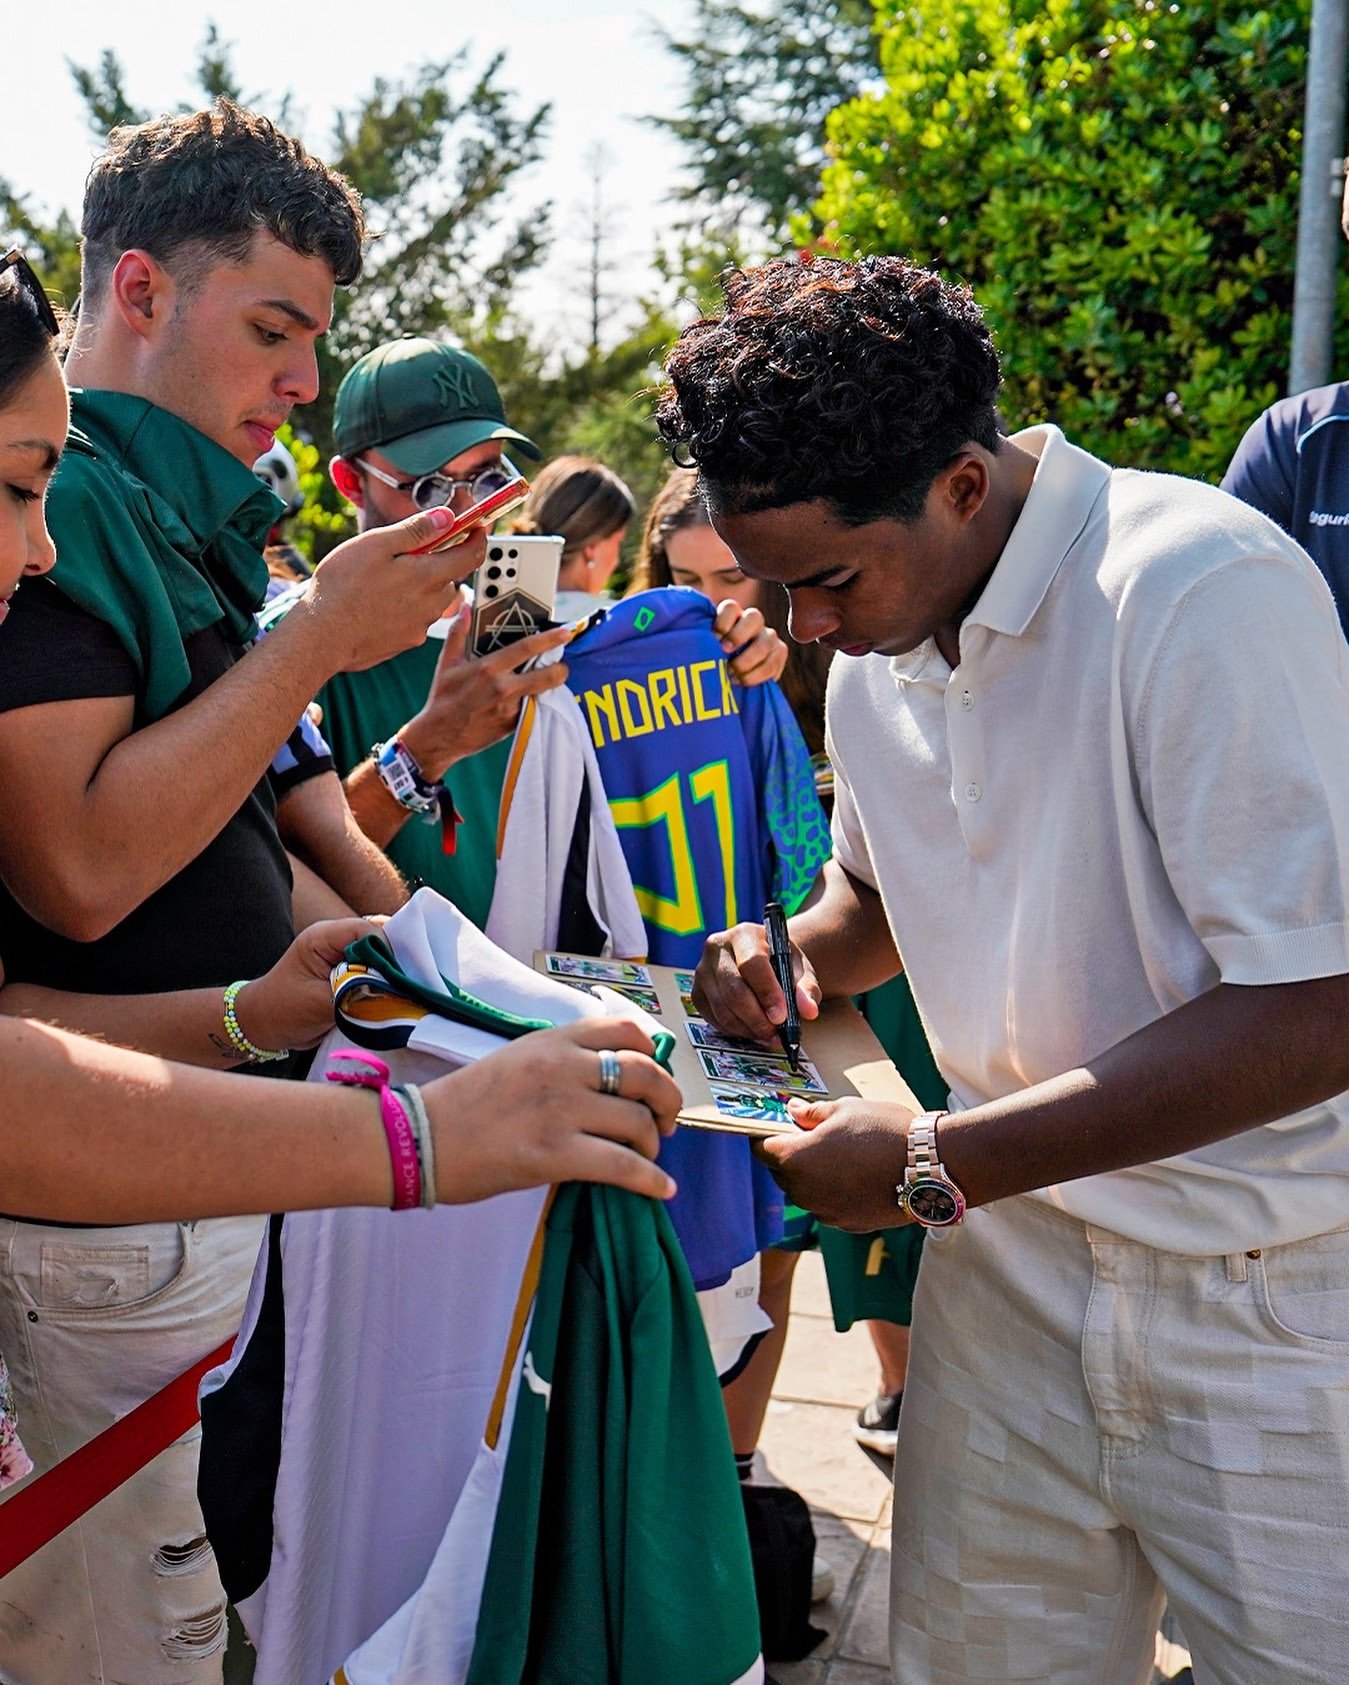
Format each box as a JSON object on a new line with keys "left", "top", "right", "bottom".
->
{"left": 0, "top": 250, "right": 60, "bottom": 338}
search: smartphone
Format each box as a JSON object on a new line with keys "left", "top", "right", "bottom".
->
{"left": 469, "top": 534, "right": 563, "bottom": 658}
{"left": 403, "top": 475, "right": 531, "bottom": 555}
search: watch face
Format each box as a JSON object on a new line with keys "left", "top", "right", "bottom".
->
{"left": 906, "top": 1178, "right": 960, "bottom": 1226}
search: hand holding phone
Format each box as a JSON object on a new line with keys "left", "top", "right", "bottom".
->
{"left": 469, "top": 534, "right": 563, "bottom": 658}
{"left": 404, "top": 475, "right": 531, "bottom": 555}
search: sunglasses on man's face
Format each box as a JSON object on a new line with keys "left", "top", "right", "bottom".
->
{"left": 1, "top": 250, "right": 60, "bottom": 338}
{"left": 357, "top": 455, "right": 521, "bottom": 513}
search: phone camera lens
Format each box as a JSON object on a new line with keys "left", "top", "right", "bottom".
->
{"left": 483, "top": 584, "right": 499, "bottom": 599}
{"left": 486, "top": 565, "right": 502, "bottom": 580}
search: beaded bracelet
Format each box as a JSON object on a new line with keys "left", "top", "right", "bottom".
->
{"left": 325, "top": 1052, "right": 422, "bottom": 1212}
{"left": 221, "top": 981, "right": 291, "bottom": 1064}
{"left": 395, "top": 1083, "right": 437, "bottom": 1211}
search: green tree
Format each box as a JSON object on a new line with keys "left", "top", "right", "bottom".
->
{"left": 814, "top": 0, "right": 1341, "bottom": 480}
{"left": 650, "top": 0, "right": 878, "bottom": 245}
{"left": 0, "top": 190, "right": 81, "bottom": 312}
{"left": 4, "top": 26, "right": 556, "bottom": 556}
{"left": 67, "top": 48, "right": 145, "bottom": 136}
{"left": 4, "top": 25, "right": 683, "bottom": 560}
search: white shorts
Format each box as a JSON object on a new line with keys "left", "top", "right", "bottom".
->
{"left": 0, "top": 1215, "right": 263, "bottom": 1685}
{"left": 891, "top": 1193, "right": 1349, "bottom": 1684}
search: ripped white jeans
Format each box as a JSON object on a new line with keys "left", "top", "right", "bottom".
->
{"left": 0, "top": 1215, "right": 263, "bottom": 1685}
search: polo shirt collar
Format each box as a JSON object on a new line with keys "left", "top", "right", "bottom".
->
{"left": 889, "top": 425, "right": 1111, "bottom": 685}
{"left": 70, "top": 388, "right": 283, "bottom": 552}
{"left": 964, "top": 424, "right": 1110, "bottom": 638}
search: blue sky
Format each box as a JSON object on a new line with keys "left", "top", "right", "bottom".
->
{"left": 3, "top": 0, "right": 696, "bottom": 346}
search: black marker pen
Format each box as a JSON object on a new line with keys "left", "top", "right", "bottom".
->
{"left": 763, "top": 900, "right": 802, "bottom": 1073}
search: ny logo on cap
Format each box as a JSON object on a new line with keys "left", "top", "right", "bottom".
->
{"left": 433, "top": 360, "right": 486, "bottom": 413}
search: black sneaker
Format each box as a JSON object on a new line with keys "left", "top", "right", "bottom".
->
{"left": 853, "top": 1390, "right": 902, "bottom": 1456}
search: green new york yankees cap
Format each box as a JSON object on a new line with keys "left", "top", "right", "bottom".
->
{"left": 332, "top": 337, "right": 541, "bottom": 473}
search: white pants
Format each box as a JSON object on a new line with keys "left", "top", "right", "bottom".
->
{"left": 0, "top": 1215, "right": 263, "bottom": 1685}
{"left": 891, "top": 1194, "right": 1349, "bottom": 1684}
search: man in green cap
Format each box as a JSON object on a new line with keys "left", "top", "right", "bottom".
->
{"left": 320, "top": 336, "right": 792, "bottom": 931}
{"left": 321, "top": 338, "right": 573, "bottom": 928}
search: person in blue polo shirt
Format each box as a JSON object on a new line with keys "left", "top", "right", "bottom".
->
{"left": 1222, "top": 169, "right": 1349, "bottom": 633}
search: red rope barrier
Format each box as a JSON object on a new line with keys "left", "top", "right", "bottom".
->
{"left": 0, "top": 1338, "right": 234, "bottom": 1578}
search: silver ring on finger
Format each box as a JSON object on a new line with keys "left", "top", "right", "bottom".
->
{"left": 597, "top": 1049, "right": 622, "bottom": 1097}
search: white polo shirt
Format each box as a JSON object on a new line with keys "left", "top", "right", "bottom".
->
{"left": 827, "top": 425, "right": 1349, "bottom": 1252}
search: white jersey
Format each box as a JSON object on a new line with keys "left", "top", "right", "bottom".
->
{"left": 200, "top": 893, "right": 761, "bottom": 1683}
{"left": 487, "top": 683, "right": 647, "bottom": 963}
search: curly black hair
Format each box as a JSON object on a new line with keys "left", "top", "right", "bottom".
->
{"left": 655, "top": 255, "right": 1003, "bottom": 525}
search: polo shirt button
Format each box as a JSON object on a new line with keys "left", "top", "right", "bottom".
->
{"left": 965, "top": 782, "right": 982, "bottom": 801}
{"left": 960, "top": 690, "right": 974, "bottom": 710}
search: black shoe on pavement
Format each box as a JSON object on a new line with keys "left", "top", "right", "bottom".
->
{"left": 853, "top": 1390, "right": 902, "bottom": 1457}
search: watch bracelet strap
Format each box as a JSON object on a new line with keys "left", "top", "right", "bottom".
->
{"left": 908, "top": 1110, "right": 948, "bottom": 1177}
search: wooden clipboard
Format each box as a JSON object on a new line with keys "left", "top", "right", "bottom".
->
{"left": 534, "top": 952, "right": 917, "bottom": 1136}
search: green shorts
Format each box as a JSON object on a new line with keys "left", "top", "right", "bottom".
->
{"left": 817, "top": 972, "right": 948, "bottom": 1331}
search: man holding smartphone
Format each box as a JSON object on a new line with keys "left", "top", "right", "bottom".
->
{"left": 321, "top": 336, "right": 796, "bottom": 932}
{"left": 0, "top": 106, "right": 490, "bottom": 1685}
{"left": 320, "top": 337, "right": 573, "bottom": 927}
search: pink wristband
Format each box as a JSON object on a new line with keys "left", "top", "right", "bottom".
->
{"left": 325, "top": 1052, "right": 422, "bottom": 1212}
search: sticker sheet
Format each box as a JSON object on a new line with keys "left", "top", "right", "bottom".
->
{"left": 544, "top": 955, "right": 655, "bottom": 988}
{"left": 594, "top": 982, "right": 662, "bottom": 1016}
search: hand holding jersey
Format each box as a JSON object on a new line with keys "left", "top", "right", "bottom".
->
{"left": 234, "top": 915, "right": 389, "bottom": 1054}
{"left": 397, "top": 605, "right": 572, "bottom": 785}
{"left": 712, "top": 597, "right": 788, "bottom": 685}
{"left": 201, "top": 894, "right": 738, "bottom": 1683}
{"left": 422, "top": 1016, "right": 680, "bottom": 1205}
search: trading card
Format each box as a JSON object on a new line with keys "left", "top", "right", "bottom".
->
{"left": 550, "top": 975, "right": 663, "bottom": 1017}
{"left": 696, "top": 1046, "right": 829, "bottom": 1096}
{"left": 674, "top": 970, "right": 697, "bottom": 1013}
{"left": 707, "top": 1082, "right": 797, "bottom": 1127}
{"left": 686, "top": 1018, "right": 781, "bottom": 1055}
{"left": 596, "top": 982, "right": 663, "bottom": 1016}
{"left": 545, "top": 954, "right": 654, "bottom": 988}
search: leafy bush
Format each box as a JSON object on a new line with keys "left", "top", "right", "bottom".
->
{"left": 815, "top": 0, "right": 1346, "bottom": 479}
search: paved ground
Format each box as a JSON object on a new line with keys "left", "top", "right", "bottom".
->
{"left": 758, "top": 1252, "right": 1194, "bottom": 1685}
{"left": 756, "top": 1251, "right": 897, "bottom": 1685}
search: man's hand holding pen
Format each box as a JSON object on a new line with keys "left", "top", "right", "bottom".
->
{"left": 690, "top": 915, "right": 822, "bottom": 1048}
{"left": 691, "top": 915, "right": 918, "bottom": 1225}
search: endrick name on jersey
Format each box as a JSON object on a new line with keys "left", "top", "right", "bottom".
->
{"left": 577, "top": 659, "right": 740, "bottom": 750}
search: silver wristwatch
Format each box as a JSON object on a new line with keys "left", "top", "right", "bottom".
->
{"left": 896, "top": 1111, "right": 967, "bottom": 1228}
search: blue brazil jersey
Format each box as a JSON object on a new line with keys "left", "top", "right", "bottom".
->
{"left": 565, "top": 590, "right": 831, "bottom": 1288}
{"left": 565, "top": 589, "right": 830, "bottom": 965}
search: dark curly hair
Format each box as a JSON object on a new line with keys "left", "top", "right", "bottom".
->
{"left": 80, "top": 99, "right": 365, "bottom": 314}
{"left": 655, "top": 255, "right": 1003, "bottom": 524}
